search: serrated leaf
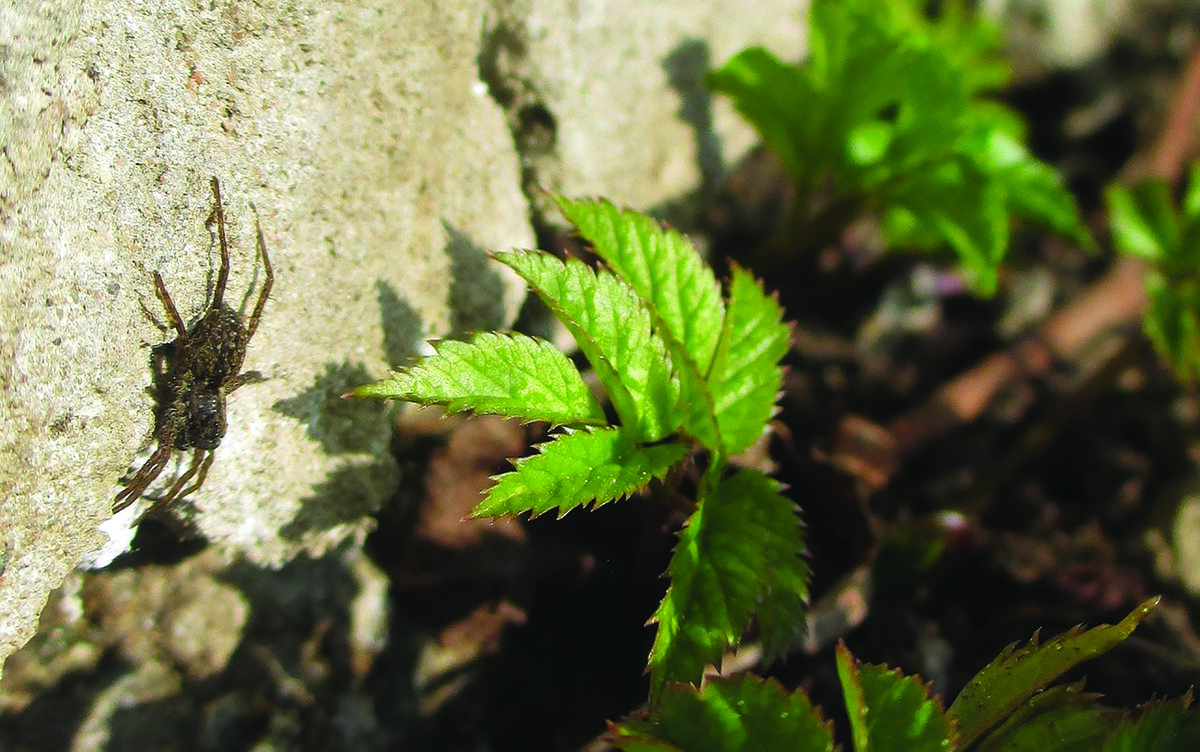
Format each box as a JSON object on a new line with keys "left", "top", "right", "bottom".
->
{"left": 973, "top": 684, "right": 1114, "bottom": 752}
{"left": 546, "top": 202, "right": 729, "bottom": 454}
{"left": 610, "top": 676, "right": 834, "bottom": 752}
{"left": 497, "top": 250, "right": 681, "bottom": 442}
{"left": 905, "top": 0, "right": 1010, "bottom": 94}
{"left": 949, "top": 597, "right": 1160, "bottom": 749}
{"left": 713, "top": 1, "right": 1084, "bottom": 294}
{"left": 706, "top": 266, "right": 789, "bottom": 455}
{"left": 349, "top": 332, "right": 605, "bottom": 426}
{"left": 883, "top": 156, "right": 1008, "bottom": 295}
{"left": 976, "top": 125, "right": 1093, "bottom": 250}
{"left": 1107, "top": 182, "right": 1176, "bottom": 262}
{"left": 804, "top": 2, "right": 967, "bottom": 188}
{"left": 675, "top": 355, "right": 724, "bottom": 453}
{"left": 837, "top": 643, "right": 954, "bottom": 752}
{"left": 606, "top": 731, "right": 682, "bottom": 752}
{"left": 707, "top": 46, "right": 818, "bottom": 184}
{"left": 556, "top": 197, "right": 726, "bottom": 371}
{"left": 1102, "top": 695, "right": 1200, "bottom": 752}
{"left": 473, "top": 426, "right": 686, "bottom": 519}
{"left": 648, "top": 470, "right": 808, "bottom": 695}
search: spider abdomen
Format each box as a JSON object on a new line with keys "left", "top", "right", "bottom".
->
{"left": 189, "top": 305, "right": 249, "bottom": 386}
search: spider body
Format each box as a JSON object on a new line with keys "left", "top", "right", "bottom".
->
{"left": 114, "top": 177, "right": 272, "bottom": 515}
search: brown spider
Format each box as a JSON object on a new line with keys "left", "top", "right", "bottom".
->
{"left": 114, "top": 177, "right": 273, "bottom": 515}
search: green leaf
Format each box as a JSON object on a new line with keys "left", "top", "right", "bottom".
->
{"left": 554, "top": 197, "right": 738, "bottom": 453}
{"left": 847, "top": 120, "right": 896, "bottom": 167}
{"left": 975, "top": 125, "right": 1094, "bottom": 250}
{"left": 808, "top": 2, "right": 968, "bottom": 187}
{"left": 837, "top": 643, "right": 954, "bottom": 752}
{"left": 973, "top": 683, "right": 1115, "bottom": 752}
{"left": 1102, "top": 697, "right": 1200, "bottom": 752}
{"left": 648, "top": 470, "right": 808, "bottom": 695}
{"left": 711, "top": 1, "right": 1087, "bottom": 292}
{"left": 1107, "top": 181, "right": 1177, "bottom": 262}
{"left": 707, "top": 266, "right": 790, "bottom": 455}
{"left": 1144, "top": 272, "right": 1200, "bottom": 382}
{"left": 349, "top": 332, "right": 606, "bottom": 426}
{"left": 706, "top": 46, "right": 818, "bottom": 184}
{"left": 609, "top": 676, "right": 834, "bottom": 752}
{"left": 674, "top": 352, "right": 724, "bottom": 454}
{"left": 948, "top": 597, "right": 1160, "bottom": 749}
{"left": 473, "top": 427, "right": 686, "bottom": 518}
{"left": 497, "top": 250, "right": 681, "bottom": 442}
{"left": 854, "top": 0, "right": 1010, "bottom": 95}
{"left": 555, "top": 197, "right": 726, "bottom": 372}
{"left": 1184, "top": 163, "right": 1200, "bottom": 218}
{"left": 909, "top": 0, "right": 1010, "bottom": 94}
{"left": 883, "top": 156, "right": 1008, "bottom": 295}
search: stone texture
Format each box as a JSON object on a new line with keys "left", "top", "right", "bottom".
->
{"left": 483, "top": 0, "right": 808, "bottom": 217}
{"left": 0, "top": 0, "right": 807, "bottom": 678}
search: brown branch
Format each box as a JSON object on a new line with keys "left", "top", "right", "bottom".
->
{"left": 830, "top": 43, "right": 1200, "bottom": 491}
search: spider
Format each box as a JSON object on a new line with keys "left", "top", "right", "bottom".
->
{"left": 114, "top": 177, "right": 273, "bottom": 515}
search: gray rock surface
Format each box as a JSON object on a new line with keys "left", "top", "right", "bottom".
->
{"left": 0, "top": 0, "right": 806, "bottom": 678}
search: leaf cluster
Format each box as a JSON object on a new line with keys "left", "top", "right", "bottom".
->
{"left": 352, "top": 197, "right": 806, "bottom": 699}
{"left": 612, "top": 599, "right": 1200, "bottom": 752}
{"left": 707, "top": 0, "right": 1091, "bottom": 293}
{"left": 1107, "top": 164, "right": 1200, "bottom": 382}
{"left": 344, "top": 5, "right": 1194, "bottom": 747}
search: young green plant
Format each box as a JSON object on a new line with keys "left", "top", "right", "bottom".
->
{"left": 1107, "top": 163, "right": 1200, "bottom": 382}
{"left": 610, "top": 598, "right": 1193, "bottom": 752}
{"left": 351, "top": 197, "right": 807, "bottom": 699}
{"left": 707, "top": 0, "right": 1091, "bottom": 294}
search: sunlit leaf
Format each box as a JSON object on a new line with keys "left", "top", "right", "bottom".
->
{"left": 474, "top": 427, "right": 686, "bottom": 518}
{"left": 497, "top": 250, "right": 681, "bottom": 442}
{"left": 837, "top": 643, "right": 954, "bottom": 752}
{"left": 648, "top": 470, "right": 808, "bottom": 694}
{"left": 610, "top": 676, "right": 834, "bottom": 752}
{"left": 949, "top": 597, "right": 1159, "bottom": 749}
{"left": 350, "top": 332, "right": 605, "bottom": 426}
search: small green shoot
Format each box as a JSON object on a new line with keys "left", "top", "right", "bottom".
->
{"left": 707, "top": 0, "right": 1091, "bottom": 294}
{"left": 1107, "top": 164, "right": 1200, "bottom": 382}
{"left": 350, "top": 196, "right": 806, "bottom": 699}
{"left": 611, "top": 599, "right": 1177, "bottom": 752}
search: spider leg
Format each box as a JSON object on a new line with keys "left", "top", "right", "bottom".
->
{"left": 138, "top": 296, "right": 169, "bottom": 333}
{"left": 154, "top": 271, "right": 189, "bottom": 343}
{"left": 113, "top": 442, "right": 173, "bottom": 513}
{"left": 244, "top": 202, "right": 273, "bottom": 340}
{"left": 225, "top": 369, "right": 266, "bottom": 394}
{"left": 210, "top": 177, "right": 231, "bottom": 308}
{"left": 174, "top": 449, "right": 215, "bottom": 501}
{"left": 156, "top": 447, "right": 211, "bottom": 508}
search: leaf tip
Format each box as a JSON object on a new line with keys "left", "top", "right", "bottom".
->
{"left": 344, "top": 382, "right": 387, "bottom": 400}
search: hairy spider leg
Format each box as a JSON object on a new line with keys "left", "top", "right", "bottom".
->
{"left": 173, "top": 449, "right": 215, "bottom": 503}
{"left": 221, "top": 202, "right": 273, "bottom": 396}
{"left": 210, "top": 176, "right": 231, "bottom": 309}
{"left": 153, "top": 271, "right": 189, "bottom": 343}
{"left": 113, "top": 272, "right": 192, "bottom": 513}
{"left": 244, "top": 204, "right": 274, "bottom": 340}
{"left": 225, "top": 369, "right": 265, "bottom": 393}
{"left": 113, "top": 442, "right": 173, "bottom": 513}
{"left": 153, "top": 447, "right": 214, "bottom": 511}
